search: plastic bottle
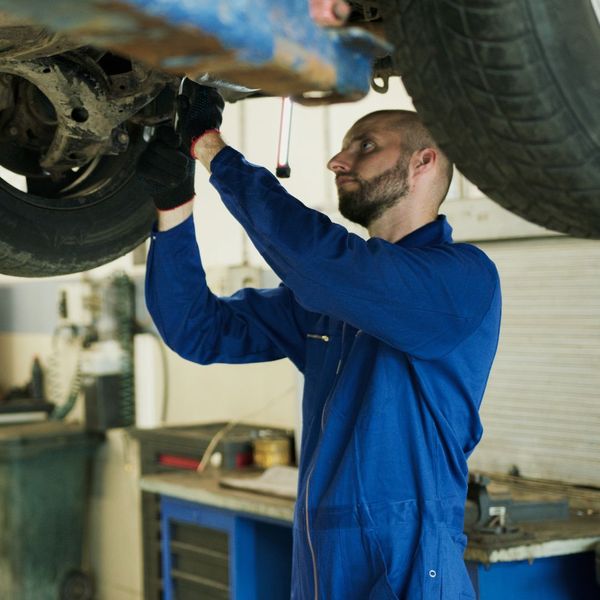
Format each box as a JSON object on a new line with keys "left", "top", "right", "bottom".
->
{"left": 31, "top": 356, "right": 45, "bottom": 402}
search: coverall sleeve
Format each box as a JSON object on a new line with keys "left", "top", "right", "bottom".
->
{"left": 209, "top": 148, "right": 500, "bottom": 361}
{"left": 145, "top": 215, "right": 311, "bottom": 370}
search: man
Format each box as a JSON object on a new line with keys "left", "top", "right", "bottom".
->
{"left": 143, "top": 81, "right": 501, "bottom": 599}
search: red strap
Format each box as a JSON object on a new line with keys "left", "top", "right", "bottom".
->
{"left": 157, "top": 195, "right": 195, "bottom": 212}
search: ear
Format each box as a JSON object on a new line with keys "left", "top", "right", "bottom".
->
{"left": 410, "top": 148, "right": 437, "bottom": 178}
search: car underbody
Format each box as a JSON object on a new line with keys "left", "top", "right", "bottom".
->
{"left": 0, "top": 0, "right": 390, "bottom": 201}
{"left": 0, "top": 0, "right": 597, "bottom": 276}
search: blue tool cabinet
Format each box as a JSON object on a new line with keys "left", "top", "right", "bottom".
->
{"left": 160, "top": 496, "right": 292, "bottom": 599}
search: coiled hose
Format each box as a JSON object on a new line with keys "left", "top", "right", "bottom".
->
{"left": 110, "top": 273, "right": 136, "bottom": 427}
{"left": 49, "top": 325, "right": 83, "bottom": 420}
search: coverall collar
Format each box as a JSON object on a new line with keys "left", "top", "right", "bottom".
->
{"left": 393, "top": 215, "right": 453, "bottom": 248}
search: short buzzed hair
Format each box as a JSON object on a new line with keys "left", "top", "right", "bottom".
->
{"left": 357, "top": 110, "right": 454, "bottom": 206}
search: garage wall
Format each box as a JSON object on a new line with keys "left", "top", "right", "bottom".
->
{"left": 468, "top": 236, "right": 600, "bottom": 486}
{"left": 0, "top": 77, "right": 597, "bottom": 598}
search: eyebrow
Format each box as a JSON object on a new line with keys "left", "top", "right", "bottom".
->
{"left": 342, "top": 130, "right": 380, "bottom": 149}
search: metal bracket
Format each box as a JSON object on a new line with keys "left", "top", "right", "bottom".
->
{"left": 0, "top": 0, "right": 392, "bottom": 102}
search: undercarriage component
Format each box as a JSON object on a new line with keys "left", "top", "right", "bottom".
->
{"left": 0, "top": 52, "right": 170, "bottom": 172}
{"left": 0, "top": 24, "right": 82, "bottom": 61}
{"left": 192, "top": 73, "right": 259, "bottom": 103}
{"left": 371, "top": 55, "right": 393, "bottom": 93}
{"left": 0, "top": 0, "right": 390, "bottom": 102}
{"left": 0, "top": 0, "right": 594, "bottom": 279}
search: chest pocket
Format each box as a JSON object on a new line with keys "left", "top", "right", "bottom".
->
{"left": 300, "top": 333, "right": 337, "bottom": 432}
{"left": 303, "top": 332, "right": 340, "bottom": 393}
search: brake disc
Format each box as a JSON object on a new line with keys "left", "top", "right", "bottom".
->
{"left": 0, "top": 50, "right": 171, "bottom": 173}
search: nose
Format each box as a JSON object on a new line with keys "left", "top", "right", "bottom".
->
{"left": 327, "top": 150, "right": 350, "bottom": 173}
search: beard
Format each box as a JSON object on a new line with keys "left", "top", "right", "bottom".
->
{"left": 337, "top": 157, "right": 410, "bottom": 228}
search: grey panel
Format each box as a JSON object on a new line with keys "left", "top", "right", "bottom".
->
{"left": 469, "top": 237, "right": 600, "bottom": 486}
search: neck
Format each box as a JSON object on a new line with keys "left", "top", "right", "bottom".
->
{"left": 367, "top": 199, "right": 438, "bottom": 242}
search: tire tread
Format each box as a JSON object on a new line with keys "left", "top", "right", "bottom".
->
{"left": 383, "top": 0, "right": 600, "bottom": 237}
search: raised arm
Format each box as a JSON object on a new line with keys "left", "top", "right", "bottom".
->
{"left": 205, "top": 148, "right": 500, "bottom": 360}
{"left": 145, "top": 215, "right": 311, "bottom": 368}
{"left": 139, "top": 83, "right": 311, "bottom": 368}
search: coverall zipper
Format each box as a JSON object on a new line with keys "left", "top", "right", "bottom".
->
{"left": 305, "top": 325, "right": 345, "bottom": 599}
{"left": 321, "top": 326, "right": 362, "bottom": 431}
{"left": 305, "top": 466, "right": 319, "bottom": 600}
{"left": 321, "top": 323, "right": 346, "bottom": 431}
{"left": 305, "top": 324, "right": 360, "bottom": 598}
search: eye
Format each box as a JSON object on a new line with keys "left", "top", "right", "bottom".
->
{"left": 360, "top": 139, "right": 375, "bottom": 152}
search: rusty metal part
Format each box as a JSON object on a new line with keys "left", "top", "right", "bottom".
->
{"left": 353, "top": 19, "right": 388, "bottom": 43}
{"left": 347, "top": 0, "right": 383, "bottom": 24}
{"left": 0, "top": 0, "right": 390, "bottom": 101}
{"left": 193, "top": 73, "right": 259, "bottom": 103}
{"left": 0, "top": 0, "right": 396, "bottom": 180}
{"left": 371, "top": 55, "right": 394, "bottom": 93}
{"left": 0, "top": 23, "right": 82, "bottom": 60}
{"left": 292, "top": 89, "right": 365, "bottom": 106}
{"left": 0, "top": 51, "right": 170, "bottom": 171}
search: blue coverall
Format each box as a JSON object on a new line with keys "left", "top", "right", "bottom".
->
{"left": 146, "top": 147, "right": 502, "bottom": 599}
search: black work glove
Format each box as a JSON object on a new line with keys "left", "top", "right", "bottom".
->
{"left": 138, "top": 126, "right": 195, "bottom": 210}
{"left": 177, "top": 78, "right": 224, "bottom": 156}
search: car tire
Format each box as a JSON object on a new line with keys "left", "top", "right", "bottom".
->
{"left": 382, "top": 0, "right": 600, "bottom": 238}
{"left": 0, "top": 128, "right": 155, "bottom": 277}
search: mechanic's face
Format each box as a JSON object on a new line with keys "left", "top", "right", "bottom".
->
{"left": 327, "top": 116, "right": 411, "bottom": 228}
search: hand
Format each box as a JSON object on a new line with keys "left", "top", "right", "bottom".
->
{"left": 177, "top": 78, "right": 224, "bottom": 156}
{"left": 138, "top": 126, "right": 195, "bottom": 211}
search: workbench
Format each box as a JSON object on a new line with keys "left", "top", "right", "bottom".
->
{"left": 140, "top": 470, "right": 600, "bottom": 600}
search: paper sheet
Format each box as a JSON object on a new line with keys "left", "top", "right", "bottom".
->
{"left": 219, "top": 465, "right": 299, "bottom": 499}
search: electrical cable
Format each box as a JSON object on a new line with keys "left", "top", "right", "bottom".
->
{"left": 195, "top": 383, "right": 297, "bottom": 474}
